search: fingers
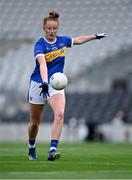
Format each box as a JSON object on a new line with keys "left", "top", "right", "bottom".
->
{"left": 95, "top": 33, "right": 107, "bottom": 39}
{"left": 101, "top": 33, "right": 107, "bottom": 37}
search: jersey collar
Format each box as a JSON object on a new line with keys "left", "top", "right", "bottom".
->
{"left": 43, "top": 37, "right": 57, "bottom": 44}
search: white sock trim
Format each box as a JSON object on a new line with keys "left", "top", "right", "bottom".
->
{"left": 50, "top": 147, "right": 56, "bottom": 151}
{"left": 28, "top": 144, "right": 36, "bottom": 148}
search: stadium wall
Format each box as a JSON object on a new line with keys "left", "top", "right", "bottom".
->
{"left": 0, "top": 122, "right": 87, "bottom": 143}
{"left": 1, "top": 122, "right": 132, "bottom": 143}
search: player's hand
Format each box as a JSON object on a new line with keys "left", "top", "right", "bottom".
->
{"left": 39, "top": 82, "right": 50, "bottom": 99}
{"left": 95, "top": 33, "right": 107, "bottom": 40}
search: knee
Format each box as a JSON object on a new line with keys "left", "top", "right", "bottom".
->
{"left": 29, "top": 121, "right": 39, "bottom": 131}
{"left": 55, "top": 110, "right": 64, "bottom": 121}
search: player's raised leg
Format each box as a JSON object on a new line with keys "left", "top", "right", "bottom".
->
{"left": 28, "top": 103, "right": 44, "bottom": 160}
{"left": 47, "top": 93, "right": 65, "bottom": 161}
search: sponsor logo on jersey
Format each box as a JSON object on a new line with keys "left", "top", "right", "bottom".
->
{"left": 45, "top": 46, "right": 66, "bottom": 62}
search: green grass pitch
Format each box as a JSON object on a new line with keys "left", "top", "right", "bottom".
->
{"left": 0, "top": 142, "right": 132, "bottom": 179}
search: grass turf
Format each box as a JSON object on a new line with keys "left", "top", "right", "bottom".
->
{"left": 0, "top": 142, "right": 132, "bottom": 179}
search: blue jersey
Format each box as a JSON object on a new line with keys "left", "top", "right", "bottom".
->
{"left": 30, "top": 36, "right": 72, "bottom": 83}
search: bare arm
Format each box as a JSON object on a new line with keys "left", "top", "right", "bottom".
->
{"left": 73, "top": 35, "right": 96, "bottom": 45}
{"left": 73, "top": 33, "right": 107, "bottom": 45}
{"left": 37, "top": 56, "right": 48, "bottom": 83}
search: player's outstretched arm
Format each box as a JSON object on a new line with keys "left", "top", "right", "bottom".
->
{"left": 73, "top": 33, "right": 107, "bottom": 45}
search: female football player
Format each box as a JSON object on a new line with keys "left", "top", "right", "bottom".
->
{"left": 28, "top": 10, "right": 107, "bottom": 161}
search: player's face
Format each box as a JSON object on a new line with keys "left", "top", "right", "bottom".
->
{"left": 44, "top": 20, "right": 58, "bottom": 42}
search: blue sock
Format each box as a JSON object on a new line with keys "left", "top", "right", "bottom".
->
{"left": 29, "top": 139, "right": 36, "bottom": 148}
{"left": 50, "top": 139, "right": 59, "bottom": 152}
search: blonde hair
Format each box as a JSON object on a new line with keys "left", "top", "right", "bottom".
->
{"left": 43, "top": 10, "right": 60, "bottom": 29}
